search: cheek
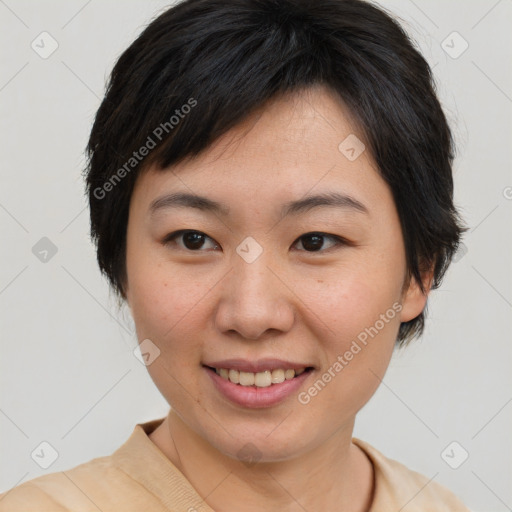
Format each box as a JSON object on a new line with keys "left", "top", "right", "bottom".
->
{"left": 127, "top": 262, "right": 211, "bottom": 406}
{"left": 300, "top": 257, "right": 403, "bottom": 340}
{"left": 127, "top": 257, "right": 209, "bottom": 350}
{"left": 298, "top": 258, "right": 402, "bottom": 391}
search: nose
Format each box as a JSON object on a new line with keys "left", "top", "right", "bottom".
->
{"left": 214, "top": 251, "right": 295, "bottom": 341}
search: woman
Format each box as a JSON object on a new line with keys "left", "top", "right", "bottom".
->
{"left": 0, "top": 0, "right": 470, "bottom": 510}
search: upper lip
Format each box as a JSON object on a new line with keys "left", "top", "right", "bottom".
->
{"left": 203, "top": 358, "right": 313, "bottom": 373}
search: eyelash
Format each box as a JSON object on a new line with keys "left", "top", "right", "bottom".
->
{"left": 162, "top": 230, "right": 350, "bottom": 253}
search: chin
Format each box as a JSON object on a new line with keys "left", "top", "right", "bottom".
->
{"left": 198, "top": 416, "right": 315, "bottom": 464}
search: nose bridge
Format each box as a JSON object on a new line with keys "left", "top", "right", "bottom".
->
{"left": 234, "top": 250, "right": 275, "bottom": 300}
{"left": 233, "top": 234, "right": 277, "bottom": 294}
{"left": 214, "top": 239, "right": 294, "bottom": 339}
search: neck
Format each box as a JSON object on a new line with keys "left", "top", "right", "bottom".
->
{"left": 149, "top": 410, "right": 374, "bottom": 512}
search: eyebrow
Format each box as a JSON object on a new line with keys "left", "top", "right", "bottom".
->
{"left": 148, "top": 191, "right": 369, "bottom": 218}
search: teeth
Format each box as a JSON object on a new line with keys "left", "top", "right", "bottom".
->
{"left": 271, "top": 369, "right": 285, "bottom": 384}
{"left": 214, "top": 367, "right": 307, "bottom": 387}
{"left": 228, "top": 369, "right": 240, "bottom": 384}
{"left": 239, "top": 371, "right": 255, "bottom": 386}
{"left": 254, "top": 370, "right": 272, "bottom": 387}
{"left": 285, "top": 369, "right": 295, "bottom": 380}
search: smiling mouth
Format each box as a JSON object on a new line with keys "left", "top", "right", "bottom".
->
{"left": 204, "top": 366, "right": 314, "bottom": 387}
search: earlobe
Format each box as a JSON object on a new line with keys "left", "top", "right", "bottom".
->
{"left": 399, "top": 270, "right": 434, "bottom": 323}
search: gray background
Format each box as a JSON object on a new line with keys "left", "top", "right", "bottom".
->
{"left": 1, "top": 1, "right": 511, "bottom": 510}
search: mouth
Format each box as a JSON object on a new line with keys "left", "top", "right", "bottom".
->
{"left": 203, "top": 365, "right": 314, "bottom": 387}
{"left": 202, "top": 361, "right": 315, "bottom": 408}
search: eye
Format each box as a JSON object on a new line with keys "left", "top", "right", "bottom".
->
{"left": 162, "top": 230, "right": 349, "bottom": 253}
{"left": 163, "top": 230, "right": 219, "bottom": 251}
{"left": 293, "top": 232, "right": 347, "bottom": 253}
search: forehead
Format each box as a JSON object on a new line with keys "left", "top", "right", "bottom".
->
{"left": 131, "top": 86, "right": 390, "bottom": 219}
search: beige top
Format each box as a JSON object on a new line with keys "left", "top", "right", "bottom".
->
{"left": 0, "top": 417, "right": 470, "bottom": 511}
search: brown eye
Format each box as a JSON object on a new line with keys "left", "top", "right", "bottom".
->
{"left": 294, "top": 232, "right": 345, "bottom": 252}
{"left": 163, "top": 230, "right": 219, "bottom": 251}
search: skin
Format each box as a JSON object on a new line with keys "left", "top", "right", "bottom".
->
{"left": 124, "top": 84, "right": 432, "bottom": 512}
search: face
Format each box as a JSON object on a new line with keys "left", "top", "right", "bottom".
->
{"left": 125, "top": 85, "right": 428, "bottom": 462}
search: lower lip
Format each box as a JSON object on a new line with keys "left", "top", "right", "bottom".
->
{"left": 204, "top": 366, "right": 312, "bottom": 408}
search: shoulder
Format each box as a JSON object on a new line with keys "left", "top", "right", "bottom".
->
{"left": 352, "top": 438, "right": 472, "bottom": 512}
{"left": 0, "top": 455, "right": 119, "bottom": 512}
{"left": 0, "top": 418, "right": 173, "bottom": 512}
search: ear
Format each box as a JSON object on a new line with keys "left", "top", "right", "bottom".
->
{"left": 400, "top": 267, "right": 435, "bottom": 323}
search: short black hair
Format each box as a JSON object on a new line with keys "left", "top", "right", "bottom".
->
{"left": 84, "top": 0, "right": 467, "bottom": 347}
